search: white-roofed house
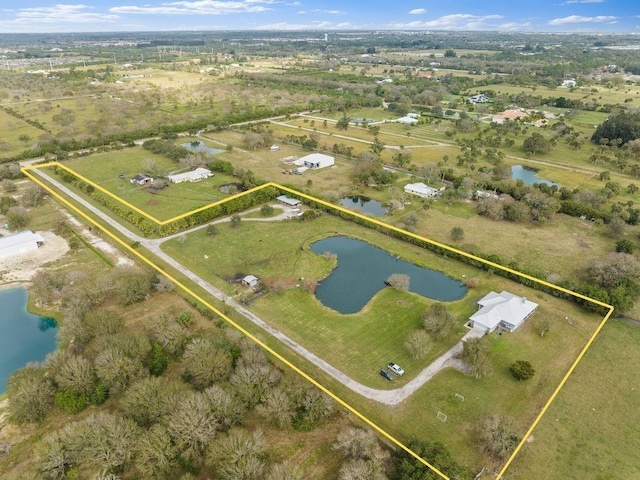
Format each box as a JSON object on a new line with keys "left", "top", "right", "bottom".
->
{"left": 0, "top": 230, "right": 45, "bottom": 260}
{"left": 468, "top": 291, "right": 538, "bottom": 334}
{"left": 404, "top": 182, "right": 443, "bottom": 199}
{"left": 301, "top": 153, "right": 335, "bottom": 169}
{"left": 167, "top": 167, "right": 213, "bottom": 184}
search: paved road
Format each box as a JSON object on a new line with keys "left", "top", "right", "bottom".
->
{"left": 33, "top": 168, "right": 480, "bottom": 405}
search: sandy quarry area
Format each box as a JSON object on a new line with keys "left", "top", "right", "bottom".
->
{"left": 0, "top": 231, "right": 70, "bottom": 286}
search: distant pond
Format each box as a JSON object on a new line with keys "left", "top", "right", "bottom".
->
{"left": 511, "top": 165, "right": 558, "bottom": 187}
{"left": 0, "top": 288, "right": 58, "bottom": 394}
{"left": 181, "top": 141, "right": 225, "bottom": 155}
{"left": 338, "top": 196, "right": 387, "bottom": 216}
{"left": 310, "top": 236, "right": 467, "bottom": 314}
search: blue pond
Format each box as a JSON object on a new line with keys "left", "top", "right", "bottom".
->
{"left": 338, "top": 196, "right": 387, "bottom": 216}
{"left": 511, "top": 165, "right": 557, "bottom": 187}
{"left": 181, "top": 141, "right": 225, "bottom": 155}
{"left": 0, "top": 288, "right": 58, "bottom": 394}
{"left": 311, "top": 236, "right": 467, "bottom": 314}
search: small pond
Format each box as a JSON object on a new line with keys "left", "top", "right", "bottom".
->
{"left": 311, "top": 236, "right": 467, "bottom": 314}
{"left": 181, "top": 141, "right": 225, "bottom": 155}
{"left": 0, "top": 287, "right": 58, "bottom": 394}
{"left": 511, "top": 165, "right": 557, "bottom": 187}
{"left": 350, "top": 117, "right": 376, "bottom": 124}
{"left": 338, "top": 196, "right": 387, "bottom": 216}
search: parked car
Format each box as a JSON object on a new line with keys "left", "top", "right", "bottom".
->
{"left": 388, "top": 363, "right": 404, "bottom": 376}
{"left": 379, "top": 369, "right": 394, "bottom": 381}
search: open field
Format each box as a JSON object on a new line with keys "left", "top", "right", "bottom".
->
{"left": 508, "top": 319, "right": 640, "bottom": 479}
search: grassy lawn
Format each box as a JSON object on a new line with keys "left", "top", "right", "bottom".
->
{"left": 508, "top": 320, "right": 640, "bottom": 480}
{"left": 65, "top": 148, "right": 236, "bottom": 221}
{"left": 327, "top": 292, "right": 600, "bottom": 474}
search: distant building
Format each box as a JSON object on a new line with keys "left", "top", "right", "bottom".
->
{"left": 469, "top": 94, "right": 489, "bottom": 104}
{"left": 270, "top": 144, "right": 280, "bottom": 151}
{"left": 404, "top": 182, "right": 443, "bottom": 198}
{"left": 167, "top": 167, "right": 213, "bottom": 184}
{"left": 130, "top": 173, "right": 153, "bottom": 185}
{"left": 0, "top": 230, "right": 45, "bottom": 260}
{"left": 561, "top": 79, "right": 576, "bottom": 88}
{"left": 469, "top": 291, "right": 538, "bottom": 334}
{"left": 301, "top": 153, "right": 335, "bottom": 169}
{"left": 276, "top": 195, "right": 302, "bottom": 207}
{"left": 492, "top": 109, "right": 528, "bottom": 124}
{"left": 396, "top": 115, "right": 419, "bottom": 125}
{"left": 242, "top": 275, "right": 259, "bottom": 288}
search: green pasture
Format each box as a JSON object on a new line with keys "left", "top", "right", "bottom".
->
{"left": 65, "top": 148, "right": 235, "bottom": 221}
{"left": 9, "top": 96, "right": 134, "bottom": 138}
{"left": 405, "top": 201, "right": 614, "bottom": 282}
{"left": 509, "top": 320, "right": 640, "bottom": 479}
{"left": 0, "top": 109, "right": 45, "bottom": 158}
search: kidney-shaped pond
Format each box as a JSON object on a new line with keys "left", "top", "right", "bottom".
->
{"left": 310, "top": 236, "right": 467, "bottom": 314}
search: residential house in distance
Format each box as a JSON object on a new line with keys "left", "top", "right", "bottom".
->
{"left": 492, "top": 108, "right": 528, "bottom": 124}
{"left": 561, "top": 79, "right": 576, "bottom": 88}
{"left": 0, "top": 230, "right": 45, "bottom": 260}
{"left": 167, "top": 167, "right": 213, "bottom": 184}
{"left": 468, "top": 291, "right": 538, "bottom": 334}
{"left": 301, "top": 153, "right": 335, "bottom": 169}
{"left": 270, "top": 144, "right": 280, "bottom": 151}
{"left": 130, "top": 173, "right": 153, "bottom": 185}
{"left": 404, "top": 182, "right": 443, "bottom": 199}
{"left": 469, "top": 94, "right": 489, "bottom": 104}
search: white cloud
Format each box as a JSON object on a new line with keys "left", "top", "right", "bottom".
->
{"left": 563, "top": 0, "right": 605, "bottom": 4}
{"left": 0, "top": 4, "right": 118, "bottom": 31}
{"left": 10, "top": 4, "right": 119, "bottom": 23}
{"left": 548, "top": 15, "right": 617, "bottom": 25}
{"left": 389, "top": 13, "right": 505, "bottom": 30}
{"left": 408, "top": 8, "right": 427, "bottom": 15}
{"left": 311, "top": 9, "right": 347, "bottom": 15}
{"left": 110, "top": 0, "right": 274, "bottom": 15}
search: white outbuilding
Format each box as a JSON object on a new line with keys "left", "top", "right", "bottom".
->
{"left": 404, "top": 182, "right": 443, "bottom": 198}
{"left": 301, "top": 153, "right": 335, "bottom": 169}
{"left": 167, "top": 167, "right": 214, "bottom": 184}
{"left": 0, "top": 230, "right": 45, "bottom": 260}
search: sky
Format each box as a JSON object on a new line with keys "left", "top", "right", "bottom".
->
{"left": 0, "top": 0, "right": 638, "bottom": 34}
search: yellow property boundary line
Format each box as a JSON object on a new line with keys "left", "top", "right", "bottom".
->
{"left": 23, "top": 161, "right": 614, "bottom": 480}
